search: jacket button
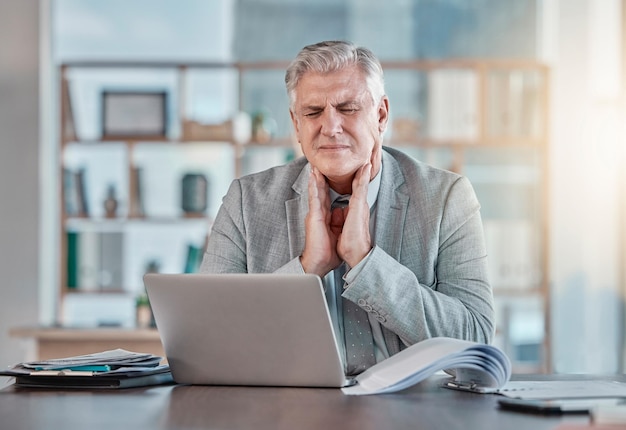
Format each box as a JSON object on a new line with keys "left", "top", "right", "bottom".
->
{"left": 376, "top": 315, "right": 386, "bottom": 323}
{"left": 357, "top": 299, "right": 367, "bottom": 306}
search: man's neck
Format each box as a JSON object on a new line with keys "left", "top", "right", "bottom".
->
{"left": 328, "top": 165, "right": 382, "bottom": 210}
{"left": 328, "top": 178, "right": 354, "bottom": 195}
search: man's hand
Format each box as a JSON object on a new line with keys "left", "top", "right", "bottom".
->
{"left": 300, "top": 167, "right": 342, "bottom": 277}
{"left": 300, "top": 163, "right": 373, "bottom": 276}
{"left": 337, "top": 163, "right": 373, "bottom": 267}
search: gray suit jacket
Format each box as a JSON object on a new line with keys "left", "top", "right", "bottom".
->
{"left": 200, "top": 147, "right": 495, "bottom": 356}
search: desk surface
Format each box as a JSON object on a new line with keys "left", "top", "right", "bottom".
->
{"left": 0, "top": 375, "right": 602, "bottom": 430}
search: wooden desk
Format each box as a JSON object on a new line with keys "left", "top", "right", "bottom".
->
{"left": 0, "top": 376, "right": 602, "bottom": 430}
{"left": 9, "top": 326, "right": 165, "bottom": 359}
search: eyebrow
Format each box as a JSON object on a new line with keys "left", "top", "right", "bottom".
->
{"left": 336, "top": 100, "right": 360, "bottom": 109}
{"left": 301, "top": 99, "right": 361, "bottom": 112}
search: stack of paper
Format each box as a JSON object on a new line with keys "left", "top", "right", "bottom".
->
{"left": 1, "top": 349, "right": 172, "bottom": 389}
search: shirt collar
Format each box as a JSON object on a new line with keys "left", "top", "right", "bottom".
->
{"left": 328, "top": 163, "right": 382, "bottom": 210}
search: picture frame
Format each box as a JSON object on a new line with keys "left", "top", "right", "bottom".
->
{"left": 101, "top": 90, "right": 167, "bottom": 139}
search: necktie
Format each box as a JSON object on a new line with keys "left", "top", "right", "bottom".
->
{"left": 332, "top": 196, "right": 376, "bottom": 375}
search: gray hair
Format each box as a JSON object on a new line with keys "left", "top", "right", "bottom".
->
{"left": 285, "top": 40, "right": 385, "bottom": 110}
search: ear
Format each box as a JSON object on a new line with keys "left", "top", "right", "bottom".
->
{"left": 377, "top": 96, "right": 390, "bottom": 134}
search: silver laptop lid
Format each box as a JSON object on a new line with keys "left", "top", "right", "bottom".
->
{"left": 144, "top": 273, "right": 350, "bottom": 388}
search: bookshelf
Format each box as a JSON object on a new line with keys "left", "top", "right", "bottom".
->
{"left": 57, "top": 59, "right": 550, "bottom": 372}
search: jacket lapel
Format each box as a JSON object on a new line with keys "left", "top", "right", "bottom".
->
{"left": 376, "top": 151, "right": 410, "bottom": 356}
{"left": 375, "top": 151, "right": 408, "bottom": 261}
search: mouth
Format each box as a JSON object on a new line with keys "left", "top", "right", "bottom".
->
{"left": 317, "top": 144, "right": 350, "bottom": 152}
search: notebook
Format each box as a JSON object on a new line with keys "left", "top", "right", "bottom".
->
{"left": 144, "top": 273, "right": 353, "bottom": 388}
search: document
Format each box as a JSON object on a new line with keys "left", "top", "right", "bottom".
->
{"left": 342, "top": 337, "right": 510, "bottom": 395}
{"left": 498, "top": 380, "right": 626, "bottom": 400}
{"left": 0, "top": 349, "right": 173, "bottom": 389}
{"left": 17, "top": 348, "right": 162, "bottom": 370}
{"left": 341, "top": 337, "right": 626, "bottom": 399}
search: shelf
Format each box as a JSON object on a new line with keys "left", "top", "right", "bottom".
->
{"left": 9, "top": 326, "right": 164, "bottom": 361}
{"left": 65, "top": 216, "right": 211, "bottom": 232}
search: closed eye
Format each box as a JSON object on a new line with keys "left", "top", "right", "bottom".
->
{"left": 337, "top": 102, "right": 360, "bottom": 114}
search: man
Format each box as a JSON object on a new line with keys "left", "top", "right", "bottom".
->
{"left": 200, "top": 40, "right": 494, "bottom": 375}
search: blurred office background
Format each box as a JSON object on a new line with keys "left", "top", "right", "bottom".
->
{"left": 0, "top": 0, "right": 624, "bottom": 375}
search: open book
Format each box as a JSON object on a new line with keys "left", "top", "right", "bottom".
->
{"left": 342, "top": 337, "right": 511, "bottom": 395}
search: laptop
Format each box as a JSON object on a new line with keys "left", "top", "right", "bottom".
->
{"left": 144, "top": 273, "right": 353, "bottom": 388}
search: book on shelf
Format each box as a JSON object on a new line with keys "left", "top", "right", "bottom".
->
{"left": 78, "top": 230, "right": 100, "bottom": 290}
{"left": 184, "top": 243, "right": 204, "bottom": 273}
{"left": 63, "top": 167, "right": 89, "bottom": 217}
{"left": 342, "top": 337, "right": 510, "bottom": 396}
{"left": 61, "top": 76, "right": 77, "bottom": 142}
{"left": 427, "top": 69, "right": 478, "bottom": 141}
{"left": 66, "top": 231, "right": 124, "bottom": 291}
{"left": 63, "top": 168, "right": 78, "bottom": 216}
{"left": 483, "top": 219, "right": 541, "bottom": 290}
{"left": 75, "top": 167, "right": 89, "bottom": 216}
{"left": 66, "top": 231, "right": 78, "bottom": 289}
{"left": 487, "top": 70, "right": 544, "bottom": 139}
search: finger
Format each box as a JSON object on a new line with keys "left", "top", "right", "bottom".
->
{"left": 339, "top": 163, "right": 372, "bottom": 267}
{"left": 310, "top": 167, "right": 331, "bottom": 209}
{"left": 350, "top": 162, "right": 372, "bottom": 206}
{"left": 308, "top": 167, "right": 323, "bottom": 215}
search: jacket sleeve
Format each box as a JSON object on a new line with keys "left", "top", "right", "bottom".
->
{"left": 199, "top": 179, "right": 248, "bottom": 273}
{"left": 200, "top": 178, "right": 305, "bottom": 275}
{"left": 341, "top": 176, "right": 495, "bottom": 347}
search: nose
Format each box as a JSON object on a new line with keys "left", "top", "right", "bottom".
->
{"left": 320, "top": 108, "right": 343, "bottom": 137}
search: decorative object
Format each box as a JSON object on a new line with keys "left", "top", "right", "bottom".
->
{"left": 136, "top": 259, "right": 160, "bottom": 328}
{"left": 181, "top": 173, "right": 208, "bottom": 215}
{"left": 129, "top": 166, "right": 145, "bottom": 218}
{"left": 103, "top": 184, "right": 118, "bottom": 218}
{"left": 145, "top": 259, "right": 160, "bottom": 274}
{"left": 183, "top": 119, "right": 232, "bottom": 141}
{"left": 135, "top": 293, "right": 153, "bottom": 328}
{"left": 101, "top": 90, "right": 167, "bottom": 139}
{"left": 251, "top": 110, "right": 277, "bottom": 144}
{"left": 231, "top": 111, "right": 252, "bottom": 145}
{"left": 182, "top": 112, "right": 251, "bottom": 144}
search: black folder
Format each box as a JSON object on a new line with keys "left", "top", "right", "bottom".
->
{"left": 7, "top": 366, "right": 173, "bottom": 389}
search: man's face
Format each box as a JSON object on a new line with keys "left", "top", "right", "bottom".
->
{"left": 290, "top": 65, "right": 389, "bottom": 191}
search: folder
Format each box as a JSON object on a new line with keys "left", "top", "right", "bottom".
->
{"left": 1, "top": 349, "right": 173, "bottom": 389}
{"left": 6, "top": 366, "right": 173, "bottom": 389}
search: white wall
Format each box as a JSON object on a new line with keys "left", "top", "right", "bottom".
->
{"left": 0, "top": 0, "right": 40, "bottom": 372}
{"left": 542, "top": 0, "right": 625, "bottom": 372}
